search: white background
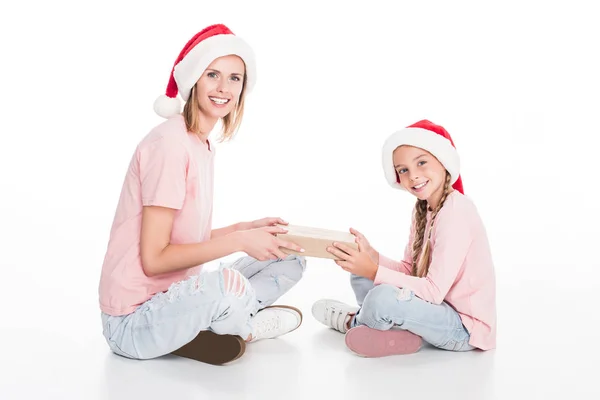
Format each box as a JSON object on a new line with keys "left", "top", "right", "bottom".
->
{"left": 1, "top": 0, "right": 599, "bottom": 399}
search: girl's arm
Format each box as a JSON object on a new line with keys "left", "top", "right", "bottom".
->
{"left": 373, "top": 210, "right": 472, "bottom": 304}
{"left": 378, "top": 253, "right": 412, "bottom": 276}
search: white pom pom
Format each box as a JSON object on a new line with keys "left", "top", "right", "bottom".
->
{"left": 153, "top": 95, "right": 182, "bottom": 118}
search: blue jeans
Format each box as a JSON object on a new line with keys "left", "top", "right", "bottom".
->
{"left": 101, "top": 255, "right": 306, "bottom": 360}
{"left": 350, "top": 274, "right": 474, "bottom": 351}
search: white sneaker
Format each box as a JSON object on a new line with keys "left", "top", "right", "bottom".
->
{"left": 249, "top": 305, "right": 302, "bottom": 342}
{"left": 311, "top": 299, "right": 359, "bottom": 334}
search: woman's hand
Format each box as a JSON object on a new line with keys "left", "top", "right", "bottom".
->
{"left": 233, "top": 225, "right": 304, "bottom": 261}
{"left": 238, "top": 217, "right": 288, "bottom": 231}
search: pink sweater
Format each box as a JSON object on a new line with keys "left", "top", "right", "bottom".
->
{"left": 374, "top": 191, "right": 497, "bottom": 350}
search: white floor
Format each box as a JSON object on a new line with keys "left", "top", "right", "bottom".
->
{"left": 2, "top": 256, "right": 599, "bottom": 400}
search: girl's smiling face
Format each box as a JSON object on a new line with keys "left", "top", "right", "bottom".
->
{"left": 392, "top": 145, "right": 450, "bottom": 209}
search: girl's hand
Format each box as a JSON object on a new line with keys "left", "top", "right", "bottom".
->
{"left": 327, "top": 240, "right": 379, "bottom": 280}
{"left": 349, "top": 227, "right": 379, "bottom": 264}
{"left": 234, "top": 225, "right": 304, "bottom": 261}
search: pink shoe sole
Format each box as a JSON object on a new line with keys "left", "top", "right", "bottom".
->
{"left": 345, "top": 326, "right": 422, "bottom": 357}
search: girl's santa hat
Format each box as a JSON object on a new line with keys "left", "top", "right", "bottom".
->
{"left": 153, "top": 24, "right": 256, "bottom": 118}
{"left": 382, "top": 119, "right": 464, "bottom": 194}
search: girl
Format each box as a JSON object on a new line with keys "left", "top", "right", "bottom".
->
{"left": 99, "top": 24, "right": 307, "bottom": 366}
{"left": 311, "top": 119, "right": 496, "bottom": 357}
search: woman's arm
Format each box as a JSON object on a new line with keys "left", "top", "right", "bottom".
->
{"left": 211, "top": 217, "right": 288, "bottom": 239}
{"left": 211, "top": 222, "right": 244, "bottom": 239}
{"left": 140, "top": 206, "right": 243, "bottom": 277}
{"left": 140, "top": 207, "right": 302, "bottom": 277}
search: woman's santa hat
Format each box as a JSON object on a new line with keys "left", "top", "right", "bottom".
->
{"left": 153, "top": 24, "right": 256, "bottom": 118}
{"left": 382, "top": 119, "right": 464, "bottom": 194}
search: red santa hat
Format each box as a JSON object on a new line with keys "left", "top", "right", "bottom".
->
{"left": 382, "top": 119, "right": 464, "bottom": 194}
{"left": 153, "top": 24, "right": 256, "bottom": 118}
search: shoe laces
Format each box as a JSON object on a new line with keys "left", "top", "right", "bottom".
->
{"left": 254, "top": 314, "right": 281, "bottom": 336}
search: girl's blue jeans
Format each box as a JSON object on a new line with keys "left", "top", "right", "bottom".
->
{"left": 350, "top": 274, "right": 475, "bottom": 352}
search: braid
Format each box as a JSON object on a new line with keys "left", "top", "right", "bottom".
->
{"left": 415, "top": 172, "right": 452, "bottom": 277}
{"left": 411, "top": 199, "right": 429, "bottom": 276}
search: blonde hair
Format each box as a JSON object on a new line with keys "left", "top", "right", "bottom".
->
{"left": 411, "top": 171, "right": 452, "bottom": 277}
{"left": 182, "top": 75, "right": 247, "bottom": 142}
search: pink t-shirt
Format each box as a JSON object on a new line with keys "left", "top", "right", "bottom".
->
{"left": 374, "top": 191, "right": 497, "bottom": 350}
{"left": 99, "top": 115, "right": 215, "bottom": 316}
